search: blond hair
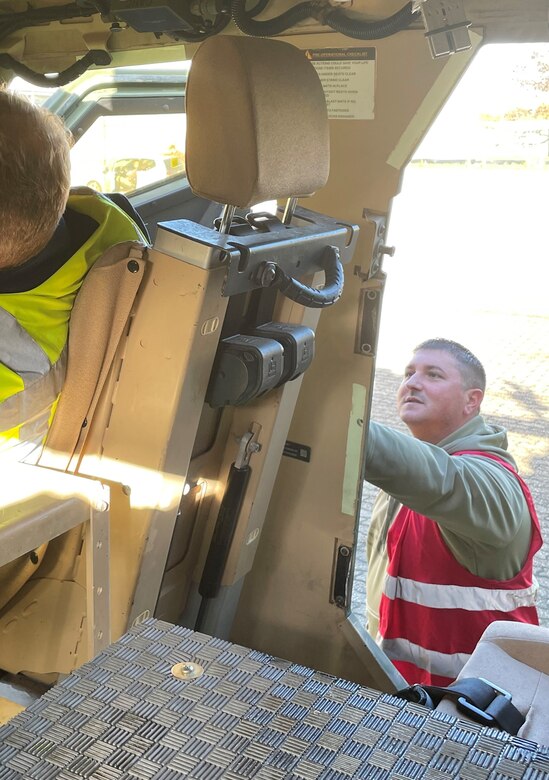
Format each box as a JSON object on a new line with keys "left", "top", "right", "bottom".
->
{"left": 0, "top": 90, "right": 72, "bottom": 268}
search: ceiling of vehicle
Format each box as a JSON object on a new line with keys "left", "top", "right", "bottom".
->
{"left": 0, "top": 0, "right": 547, "bottom": 81}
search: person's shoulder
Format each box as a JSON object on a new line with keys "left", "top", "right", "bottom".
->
{"left": 446, "top": 416, "right": 519, "bottom": 470}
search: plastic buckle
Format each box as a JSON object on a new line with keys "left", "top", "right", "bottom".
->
{"left": 406, "top": 684, "right": 436, "bottom": 709}
{"left": 456, "top": 677, "right": 512, "bottom": 727}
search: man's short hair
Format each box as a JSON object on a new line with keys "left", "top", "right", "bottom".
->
{"left": 0, "top": 90, "right": 72, "bottom": 268}
{"left": 414, "top": 338, "right": 486, "bottom": 392}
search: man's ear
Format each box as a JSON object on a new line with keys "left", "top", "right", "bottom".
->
{"left": 465, "top": 388, "right": 484, "bottom": 415}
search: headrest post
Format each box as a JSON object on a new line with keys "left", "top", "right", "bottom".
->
{"left": 282, "top": 197, "right": 298, "bottom": 225}
{"left": 219, "top": 204, "right": 236, "bottom": 234}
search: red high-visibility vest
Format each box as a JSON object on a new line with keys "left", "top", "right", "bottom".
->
{"left": 379, "top": 451, "right": 542, "bottom": 687}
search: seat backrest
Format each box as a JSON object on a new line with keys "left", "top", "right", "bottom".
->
{"left": 436, "top": 620, "right": 549, "bottom": 746}
{"left": 38, "top": 240, "right": 147, "bottom": 471}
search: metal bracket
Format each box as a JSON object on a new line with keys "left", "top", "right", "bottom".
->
{"left": 361, "top": 210, "right": 394, "bottom": 279}
{"left": 87, "top": 494, "right": 111, "bottom": 657}
{"left": 413, "top": 0, "right": 472, "bottom": 58}
{"left": 354, "top": 210, "right": 390, "bottom": 357}
{"left": 332, "top": 543, "right": 353, "bottom": 609}
{"left": 234, "top": 422, "right": 262, "bottom": 469}
{"left": 156, "top": 205, "right": 359, "bottom": 298}
{"left": 355, "top": 276, "right": 385, "bottom": 357}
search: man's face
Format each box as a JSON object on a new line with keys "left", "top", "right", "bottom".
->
{"left": 397, "top": 348, "right": 481, "bottom": 443}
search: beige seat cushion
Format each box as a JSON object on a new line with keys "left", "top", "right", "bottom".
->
{"left": 40, "top": 240, "right": 147, "bottom": 470}
{"left": 437, "top": 621, "right": 549, "bottom": 745}
{"left": 186, "top": 36, "right": 329, "bottom": 207}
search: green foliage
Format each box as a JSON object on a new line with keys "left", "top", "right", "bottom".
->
{"left": 515, "top": 50, "right": 549, "bottom": 93}
{"left": 504, "top": 104, "right": 549, "bottom": 120}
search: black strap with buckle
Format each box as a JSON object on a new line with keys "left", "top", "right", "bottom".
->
{"left": 396, "top": 677, "right": 525, "bottom": 736}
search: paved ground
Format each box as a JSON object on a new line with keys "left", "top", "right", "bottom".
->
{"left": 353, "top": 165, "right": 549, "bottom": 627}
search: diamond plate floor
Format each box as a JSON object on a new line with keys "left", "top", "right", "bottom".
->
{"left": 0, "top": 619, "right": 548, "bottom": 779}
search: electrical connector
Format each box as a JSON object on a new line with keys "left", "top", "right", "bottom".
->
{"left": 413, "top": 0, "right": 472, "bottom": 59}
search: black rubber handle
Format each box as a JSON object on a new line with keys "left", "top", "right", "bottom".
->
{"left": 274, "top": 245, "right": 344, "bottom": 308}
{"left": 199, "top": 463, "right": 251, "bottom": 599}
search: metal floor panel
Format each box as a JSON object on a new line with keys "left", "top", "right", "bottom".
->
{"left": 0, "top": 619, "right": 548, "bottom": 779}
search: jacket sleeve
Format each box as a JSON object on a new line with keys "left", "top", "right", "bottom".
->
{"left": 364, "top": 421, "right": 527, "bottom": 546}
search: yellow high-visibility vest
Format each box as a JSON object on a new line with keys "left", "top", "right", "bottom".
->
{"left": 0, "top": 190, "right": 147, "bottom": 460}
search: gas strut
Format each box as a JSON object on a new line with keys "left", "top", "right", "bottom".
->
{"left": 198, "top": 426, "right": 261, "bottom": 601}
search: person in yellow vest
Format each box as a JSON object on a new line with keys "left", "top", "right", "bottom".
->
{"left": 0, "top": 89, "right": 148, "bottom": 461}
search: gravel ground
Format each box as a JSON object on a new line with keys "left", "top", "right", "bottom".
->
{"left": 352, "top": 165, "right": 549, "bottom": 628}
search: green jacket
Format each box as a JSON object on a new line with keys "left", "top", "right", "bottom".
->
{"left": 364, "top": 416, "right": 534, "bottom": 638}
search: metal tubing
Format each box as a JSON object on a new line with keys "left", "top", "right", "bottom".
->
{"left": 282, "top": 197, "right": 298, "bottom": 225}
{"left": 219, "top": 204, "right": 236, "bottom": 234}
{"left": 86, "top": 492, "right": 111, "bottom": 658}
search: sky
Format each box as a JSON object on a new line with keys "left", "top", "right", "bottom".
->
{"left": 415, "top": 42, "right": 549, "bottom": 158}
{"left": 377, "top": 42, "right": 549, "bottom": 372}
{"left": 455, "top": 43, "right": 546, "bottom": 113}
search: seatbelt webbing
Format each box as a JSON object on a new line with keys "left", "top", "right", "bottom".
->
{"left": 396, "top": 677, "right": 525, "bottom": 736}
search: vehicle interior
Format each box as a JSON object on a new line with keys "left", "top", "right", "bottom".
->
{"left": 1, "top": 0, "right": 549, "bottom": 772}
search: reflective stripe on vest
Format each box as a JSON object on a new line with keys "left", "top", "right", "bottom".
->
{"left": 380, "top": 637, "right": 471, "bottom": 681}
{"left": 383, "top": 573, "right": 539, "bottom": 612}
{"left": 0, "top": 306, "right": 67, "bottom": 443}
{"left": 378, "top": 450, "right": 541, "bottom": 686}
{"left": 0, "top": 307, "right": 51, "bottom": 377}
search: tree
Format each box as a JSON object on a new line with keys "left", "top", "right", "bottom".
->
{"left": 518, "top": 50, "right": 549, "bottom": 94}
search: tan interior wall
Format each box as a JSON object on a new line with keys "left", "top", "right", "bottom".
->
{"left": 2, "top": 0, "right": 547, "bottom": 79}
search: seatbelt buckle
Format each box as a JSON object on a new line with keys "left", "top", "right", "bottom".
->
{"left": 396, "top": 684, "right": 436, "bottom": 709}
{"left": 456, "top": 677, "right": 511, "bottom": 727}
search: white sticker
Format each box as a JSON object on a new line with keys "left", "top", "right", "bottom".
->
{"left": 306, "top": 48, "right": 376, "bottom": 120}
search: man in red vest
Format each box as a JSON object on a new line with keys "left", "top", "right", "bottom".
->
{"left": 365, "top": 338, "right": 542, "bottom": 686}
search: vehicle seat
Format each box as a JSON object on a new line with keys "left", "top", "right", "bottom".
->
{"left": 0, "top": 201, "right": 148, "bottom": 614}
{"left": 436, "top": 620, "right": 549, "bottom": 745}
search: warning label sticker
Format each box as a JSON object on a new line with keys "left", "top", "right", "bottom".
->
{"left": 305, "top": 47, "right": 376, "bottom": 120}
{"left": 283, "top": 440, "right": 311, "bottom": 463}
